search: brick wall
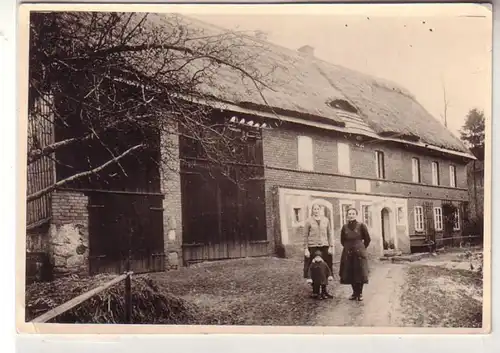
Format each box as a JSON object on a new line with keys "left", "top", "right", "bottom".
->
{"left": 262, "top": 126, "right": 470, "bottom": 253}
{"left": 49, "top": 191, "right": 89, "bottom": 276}
{"left": 160, "top": 124, "right": 183, "bottom": 270}
{"left": 262, "top": 126, "right": 468, "bottom": 189}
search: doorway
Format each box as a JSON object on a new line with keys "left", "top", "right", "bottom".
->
{"left": 87, "top": 192, "right": 166, "bottom": 275}
{"left": 381, "top": 207, "right": 393, "bottom": 250}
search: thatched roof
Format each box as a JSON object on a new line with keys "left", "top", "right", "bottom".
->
{"left": 147, "top": 13, "right": 473, "bottom": 158}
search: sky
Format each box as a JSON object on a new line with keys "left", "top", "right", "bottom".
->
{"left": 182, "top": 3, "right": 492, "bottom": 137}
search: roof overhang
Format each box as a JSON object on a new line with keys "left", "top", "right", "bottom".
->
{"left": 182, "top": 95, "right": 477, "bottom": 161}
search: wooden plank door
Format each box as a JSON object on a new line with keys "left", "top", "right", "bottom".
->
{"left": 88, "top": 192, "right": 165, "bottom": 275}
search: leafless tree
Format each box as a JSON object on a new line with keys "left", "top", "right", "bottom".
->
{"left": 27, "top": 12, "right": 278, "bottom": 203}
{"left": 440, "top": 78, "right": 450, "bottom": 128}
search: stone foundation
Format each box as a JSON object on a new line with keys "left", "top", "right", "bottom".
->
{"left": 49, "top": 191, "right": 89, "bottom": 276}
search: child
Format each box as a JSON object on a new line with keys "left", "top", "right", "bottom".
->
{"left": 307, "top": 250, "right": 334, "bottom": 299}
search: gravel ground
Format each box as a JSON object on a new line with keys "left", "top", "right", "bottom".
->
{"left": 314, "top": 262, "right": 406, "bottom": 327}
{"left": 28, "top": 251, "right": 482, "bottom": 326}
{"left": 149, "top": 257, "right": 326, "bottom": 326}
{"left": 149, "top": 252, "right": 483, "bottom": 327}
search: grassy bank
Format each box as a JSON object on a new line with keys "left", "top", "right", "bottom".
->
{"left": 400, "top": 265, "right": 483, "bottom": 328}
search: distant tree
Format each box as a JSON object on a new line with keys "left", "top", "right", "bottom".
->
{"left": 460, "top": 108, "right": 485, "bottom": 160}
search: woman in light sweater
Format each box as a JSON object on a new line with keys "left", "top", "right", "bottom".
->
{"left": 303, "top": 203, "right": 334, "bottom": 282}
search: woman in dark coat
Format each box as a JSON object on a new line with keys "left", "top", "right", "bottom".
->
{"left": 339, "top": 207, "right": 371, "bottom": 301}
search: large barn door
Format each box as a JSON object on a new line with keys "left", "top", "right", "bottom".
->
{"left": 181, "top": 169, "right": 268, "bottom": 265}
{"left": 88, "top": 192, "right": 165, "bottom": 275}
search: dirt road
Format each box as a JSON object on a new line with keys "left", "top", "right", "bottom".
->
{"left": 314, "top": 262, "right": 408, "bottom": 327}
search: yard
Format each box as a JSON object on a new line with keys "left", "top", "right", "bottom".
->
{"left": 399, "top": 251, "right": 483, "bottom": 328}
{"left": 149, "top": 257, "right": 324, "bottom": 326}
{"left": 25, "top": 249, "right": 484, "bottom": 327}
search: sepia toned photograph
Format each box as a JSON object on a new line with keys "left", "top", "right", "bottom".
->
{"left": 18, "top": 2, "right": 491, "bottom": 333}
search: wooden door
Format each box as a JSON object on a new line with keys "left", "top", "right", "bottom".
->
{"left": 181, "top": 169, "right": 268, "bottom": 264}
{"left": 423, "top": 202, "right": 436, "bottom": 248}
{"left": 88, "top": 192, "right": 165, "bottom": 275}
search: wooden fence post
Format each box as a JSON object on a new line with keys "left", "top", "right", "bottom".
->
{"left": 125, "top": 273, "right": 132, "bottom": 324}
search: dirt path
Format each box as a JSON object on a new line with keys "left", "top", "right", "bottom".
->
{"left": 315, "top": 262, "right": 408, "bottom": 327}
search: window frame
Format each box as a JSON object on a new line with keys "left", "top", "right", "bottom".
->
{"left": 449, "top": 165, "right": 457, "bottom": 188}
{"left": 453, "top": 208, "right": 461, "bottom": 231}
{"left": 414, "top": 206, "right": 424, "bottom": 232}
{"left": 375, "top": 150, "right": 386, "bottom": 179}
{"left": 360, "top": 202, "right": 373, "bottom": 228}
{"left": 337, "top": 142, "right": 351, "bottom": 175}
{"left": 291, "top": 206, "right": 305, "bottom": 227}
{"left": 297, "top": 135, "right": 314, "bottom": 171}
{"left": 412, "top": 157, "right": 421, "bottom": 183}
{"left": 433, "top": 207, "right": 443, "bottom": 231}
{"left": 431, "top": 161, "right": 440, "bottom": 186}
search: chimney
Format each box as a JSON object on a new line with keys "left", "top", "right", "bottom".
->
{"left": 298, "top": 45, "right": 315, "bottom": 57}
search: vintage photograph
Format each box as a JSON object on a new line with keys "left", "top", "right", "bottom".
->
{"left": 19, "top": 3, "right": 491, "bottom": 331}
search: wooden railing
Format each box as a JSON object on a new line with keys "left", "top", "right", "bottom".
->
{"left": 30, "top": 271, "right": 133, "bottom": 324}
{"left": 439, "top": 234, "right": 482, "bottom": 243}
{"left": 425, "top": 234, "right": 483, "bottom": 252}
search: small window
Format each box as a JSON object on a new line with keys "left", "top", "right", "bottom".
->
{"left": 291, "top": 207, "right": 305, "bottom": 226}
{"left": 297, "top": 136, "right": 313, "bottom": 171}
{"left": 449, "top": 165, "right": 457, "bottom": 187}
{"left": 414, "top": 206, "right": 424, "bottom": 232}
{"left": 293, "top": 208, "right": 301, "bottom": 222}
{"left": 433, "top": 207, "right": 443, "bottom": 231}
{"left": 397, "top": 206, "right": 405, "bottom": 225}
{"left": 337, "top": 142, "right": 351, "bottom": 175}
{"left": 361, "top": 204, "right": 372, "bottom": 227}
{"left": 453, "top": 209, "right": 461, "bottom": 231}
{"left": 375, "top": 151, "right": 385, "bottom": 179}
{"left": 431, "top": 161, "right": 440, "bottom": 185}
{"left": 412, "top": 158, "right": 421, "bottom": 183}
{"left": 327, "top": 99, "right": 358, "bottom": 114}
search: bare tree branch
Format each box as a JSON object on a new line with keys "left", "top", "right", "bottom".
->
{"left": 27, "top": 144, "right": 144, "bottom": 202}
{"left": 26, "top": 11, "right": 276, "bottom": 205}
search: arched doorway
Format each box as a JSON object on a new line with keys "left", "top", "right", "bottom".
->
{"left": 381, "top": 207, "right": 392, "bottom": 250}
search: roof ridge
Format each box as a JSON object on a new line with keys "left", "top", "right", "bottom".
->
{"left": 156, "top": 13, "right": 470, "bottom": 155}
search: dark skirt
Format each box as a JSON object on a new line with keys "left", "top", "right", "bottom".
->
{"left": 303, "top": 246, "right": 333, "bottom": 279}
{"left": 339, "top": 247, "right": 369, "bottom": 284}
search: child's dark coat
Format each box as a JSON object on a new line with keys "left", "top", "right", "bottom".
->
{"left": 308, "top": 259, "right": 332, "bottom": 286}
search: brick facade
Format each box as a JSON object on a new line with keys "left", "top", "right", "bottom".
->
{"left": 262, "top": 125, "right": 470, "bottom": 257}
{"left": 160, "top": 124, "right": 183, "bottom": 270}
{"left": 34, "top": 121, "right": 471, "bottom": 277}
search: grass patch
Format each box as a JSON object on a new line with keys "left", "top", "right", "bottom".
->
{"left": 400, "top": 265, "right": 483, "bottom": 328}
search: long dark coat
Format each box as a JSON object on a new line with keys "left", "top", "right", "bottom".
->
{"left": 339, "top": 220, "right": 371, "bottom": 284}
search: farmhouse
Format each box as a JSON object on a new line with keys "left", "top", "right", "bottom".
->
{"left": 26, "top": 14, "right": 475, "bottom": 279}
